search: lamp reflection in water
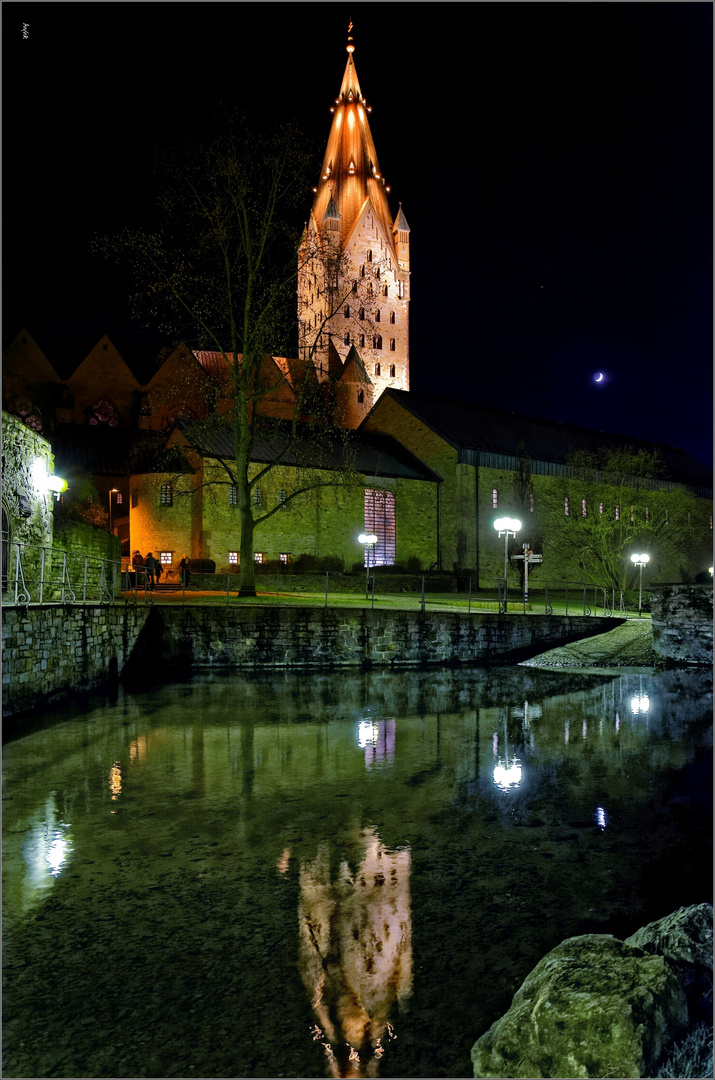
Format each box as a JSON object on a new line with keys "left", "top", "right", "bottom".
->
{"left": 296, "top": 826, "right": 412, "bottom": 1077}
{"left": 18, "top": 792, "right": 74, "bottom": 916}
{"left": 357, "top": 717, "right": 396, "bottom": 771}
{"left": 492, "top": 711, "right": 523, "bottom": 792}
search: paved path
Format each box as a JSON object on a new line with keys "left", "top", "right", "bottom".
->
{"left": 523, "top": 618, "right": 657, "bottom": 669}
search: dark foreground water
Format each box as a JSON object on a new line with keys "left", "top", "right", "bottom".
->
{"left": 2, "top": 665, "right": 712, "bottom": 1079}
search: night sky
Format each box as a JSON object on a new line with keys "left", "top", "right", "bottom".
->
{"left": 3, "top": 3, "right": 712, "bottom": 466}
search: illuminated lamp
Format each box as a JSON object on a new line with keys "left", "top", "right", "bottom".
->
{"left": 630, "top": 552, "right": 650, "bottom": 617}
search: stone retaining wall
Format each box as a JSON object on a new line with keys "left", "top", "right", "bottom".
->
{"left": 2, "top": 603, "right": 620, "bottom": 717}
{"left": 650, "top": 583, "right": 713, "bottom": 665}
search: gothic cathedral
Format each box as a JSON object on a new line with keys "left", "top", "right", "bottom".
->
{"left": 297, "top": 32, "right": 410, "bottom": 428}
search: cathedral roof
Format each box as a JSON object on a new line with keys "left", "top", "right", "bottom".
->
{"left": 366, "top": 390, "right": 713, "bottom": 495}
{"left": 309, "top": 40, "right": 396, "bottom": 252}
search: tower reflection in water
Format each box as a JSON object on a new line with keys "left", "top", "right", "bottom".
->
{"left": 291, "top": 826, "right": 412, "bottom": 1077}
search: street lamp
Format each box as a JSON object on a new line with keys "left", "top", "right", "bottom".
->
{"left": 358, "top": 533, "right": 378, "bottom": 598}
{"left": 494, "top": 517, "right": 521, "bottom": 585}
{"left": 630, "top": 552, "right": 650, "bottom": 616}
{"left": 108, "top": 488, "right": 119, "bottom": 534}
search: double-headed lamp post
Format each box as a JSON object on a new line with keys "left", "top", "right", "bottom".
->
{"left": 358, "top": 533, "right": 378, "bottom": 598}
{"left": 630, "top": 552, "right": 650, "bottom": 616}
{"left": 494, "top": 517, "right": 521, "bottom": 586}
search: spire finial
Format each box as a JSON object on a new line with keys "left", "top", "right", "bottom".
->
{"left": 346, "top": 20, "right": 354, "bottom": 55}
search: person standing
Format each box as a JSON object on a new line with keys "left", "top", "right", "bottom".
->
{"left": 179, "top": 554, "right": 192, "bottom": 588}
{"left": 145, "top": 552, "right": 158, "bottom": 591}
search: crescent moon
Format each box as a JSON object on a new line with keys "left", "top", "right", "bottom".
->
{"left": 595, "top": 372, "right": 604, "bottom": 382}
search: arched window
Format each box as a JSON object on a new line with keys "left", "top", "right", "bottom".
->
{"left": 344, "top": 332, "right": 351, "bottom": 346}
{"left": 383, "top": 285, "right": 389, "bottom": 297}
{"left": 375, "top": 363, "right": 381, "bottom": 376}
{"left": 376, "top": 268, "right": 380, "bottom": 280}
{"left": 359, "top": 334, "right": 366, "bottom": 347}
{"left": 367, "top": 250, "right": 373, "bottom": 262}
{"left": 375, "top": 309, "right": 381, "bottom": 322}
{"left": 389, "top": 364, "right": 396, "bottom": 378}
{"left": 357, "top": 389, "right": 364, "bottom": 404}
{"left": 373, "top": 335, "right": 382, "bottom": 350}
{"left": 389, "top": 339, "right": 396, "bottom": 351}
{"left": 359, "top": 308, "right": 365, "bottom": 320}
{"left": 390, "top": 311, "right": 396, "bottom": 324}
{"left": 352, "top": 282, "right": 358, "bottom": 294}
{"left": 344, "top": 305, "right": 350, "bottom": 318}
{"left": 89, "top": 398, "right": 120, "bottom": 427}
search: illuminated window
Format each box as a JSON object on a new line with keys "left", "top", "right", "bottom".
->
{"left": 115, "top": 492, "right": 123, "bottom": 505}
{"left": 375, "top": 363, "right": 381, "bottom": 376}
{"left": 279, "top": 553, "right": 291, "bottom": 564}
{"left": 390, "top": 339, "right": 396, "bottom": 351}
{"left": 599, "top": 502, "right": 604, "bottom": 515}
{"left": 364, "top": 489, "right": 396, "bottom": 566}
{"left": 492, "top": 489, "right": 498, "bottom": 509}
{"left": 253, "top": 487, "right": 263, "bottom": 507}
{"left": 228, "top": 551, "right": 239, "bottom": 565}
{"left": 357, "top": 389, "right": 364, "bottom": 404}
{"left": 254, "top": 552, "right": 264, "bottom": 564}
{"left": 389, "top": 364, "right": 396, "bottom": 377}
{"left": 530, "top": 493, "right": 534, "bottom": 513}
{"left": 630, "top": 507, "right": 635, "bottom": 524}
{"left": 645, "top": 507, "right": 649, "bottom": 522}
{"left": 160, "top": 552, "right": 172, "bottom": 565}
{"left": 390, "top": 311, "right": 395, "bottom": 324}
{"left": 398, "top": 281, "right": 405, "bottom": 299}
{"left": 229, "top": 484, "right": 238, "bottom": 506}
{"left": 160, "top": 484, "right": 173, "bottom": 506}
{"left": 373, "top": 335, "right": 382, "bottom": 349}
{"left": 582, "top": 499, "right": 587, "bottom": 517}
{"left": 565, "top": 497, "right": 569, "bottom": 517}
{"left": 615, "top": 505, "right": 620, "bottom": 520}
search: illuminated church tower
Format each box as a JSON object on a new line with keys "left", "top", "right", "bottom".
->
{"left": 298, "top": 28, "right": 410, "bottom": 427}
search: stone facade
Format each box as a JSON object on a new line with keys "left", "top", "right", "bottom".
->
{"left": 650, "top": 583, "right": 713, "bottom": 665}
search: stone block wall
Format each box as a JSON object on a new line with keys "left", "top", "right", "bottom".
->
{"left": 2, "top": 604, "right": 150, "bottom": 716}
{"left": 650, "top": 583, "right": 713, "bottom": 665}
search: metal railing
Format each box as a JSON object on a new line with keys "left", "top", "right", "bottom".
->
{"left": 2, "top": 539, "right": 121, "bottom": 606}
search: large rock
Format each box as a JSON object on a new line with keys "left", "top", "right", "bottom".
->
{"left": 624, "top": 903, "right": 713, "bottom": 970}
{"left": 471, "top": 934, "right": 688, "bottom": 1079}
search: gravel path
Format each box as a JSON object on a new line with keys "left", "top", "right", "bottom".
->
{"left": 523, "top": 618, "right": 658, "bottom": 669}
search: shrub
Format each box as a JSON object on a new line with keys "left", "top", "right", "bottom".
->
{"left": 191, "top": 558, "right": 216, "bottom": 574}
{"left": 406, "top": 555, "right": 422, "bottom": 573}
{"left": 657, "top": 1024, "right": 713, "bottom": 1078}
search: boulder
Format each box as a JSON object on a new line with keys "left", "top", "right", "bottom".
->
{"left": 624, "top": 903, "right": 713, "bottom": 970}
{"left": 471, "top": 934, "right": 688, "bottom": 1079}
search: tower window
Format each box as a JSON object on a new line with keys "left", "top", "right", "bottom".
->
{"left": 376, "top": 268, "right": 380, "bottom": 280}
{"left": 383, "top": 285, "right": 389, "bottom": 297}
{"left": 352, "top": 282, "right": 358, "bottom": 294}
{"left": 390, "top": 339, "right": 396, "bottom": 351}
{"left": 367, "top": 250, "right": 373, "bottom": 263}
{"left": 375, "top": 309, "right": 380, "bottom": 322}
{"left": 359, "top": 334, "right": 366, "bottom": 347}
{"left": 359, "top": 308, "right": 365, "bottom": 319}
{"left": 390, "top": 311, "right": 395, "bottom": 324}
{"left": 160, "top": 484, "right": 173, "bottom": 507}
{"left": 398, "top": 281, "right": 405, "bottom": 299}
{"left": 344, "top": 305, "right": 350, "bottom": 318}
{"left": 389, "top": 364, "right": 396, "bottom": 377}
{"left": 375, "top": 363, "right": 381, "bottom": 376}
{"left": 373, "top": 335, "right": 382, "bottom": 350}
{"left": 344, "top": 333, "right": 351, "bottom": 345}
{"left": 357, "top": 389, "right": 364, "bottom": 404}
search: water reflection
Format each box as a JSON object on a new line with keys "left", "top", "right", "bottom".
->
{"left": 297, "top": 827, "right": 411, "bottom": 1077}
{"left": 2, "top": 666, "right": 711, "bottom": 1080}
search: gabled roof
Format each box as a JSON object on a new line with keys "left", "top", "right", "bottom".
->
{"left": 366, "top": 389, "right": 713, "bottom": 492}
{"left": 172, "top": 419, "right": 439, "bottom": 482}
{"left": 340, "top": 344, "right": 371, "bottom": 385}
{"left": 50, "top": 426, "right": 181, "bottom": 477}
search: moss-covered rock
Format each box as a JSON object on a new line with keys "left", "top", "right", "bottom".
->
{"left": 624, "top": 904, "right": 713, "bottom": 970}
{"left": 471, "top": 934, "right": 688, "bottom": 1078}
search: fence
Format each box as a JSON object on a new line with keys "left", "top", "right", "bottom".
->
{"left": 1, "top": 539, "right": 120, "bottom": 606}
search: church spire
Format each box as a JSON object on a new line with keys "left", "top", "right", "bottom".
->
{"left": 310, "top": 30, "right": 395, "bottom": 251}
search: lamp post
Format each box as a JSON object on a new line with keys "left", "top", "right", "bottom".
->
{"left": 108, "top": 488, "right": 119, "bottom": 534}
{"left": 494, "top": 517, "right": 521, "bottom": 587}
{"left": 630, "top": 552, "right": 650, "bottom": 616}
{"left": 358, "top": 533, "right": 378, "bottom": 599}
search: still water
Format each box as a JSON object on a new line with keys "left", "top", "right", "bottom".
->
{"left": 3, "top": 665, "right": 712, "bottom": 1079}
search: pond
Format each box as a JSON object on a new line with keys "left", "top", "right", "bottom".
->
{"left": 2, "top": 665, "right": 712, "bottom": 1078}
